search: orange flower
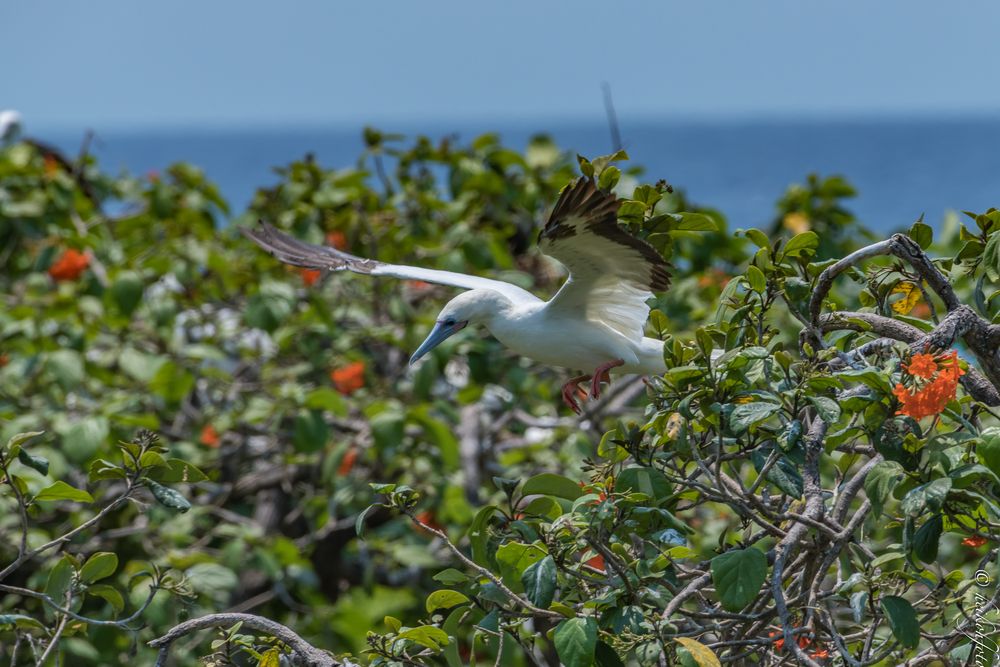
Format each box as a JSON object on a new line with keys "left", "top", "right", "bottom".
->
{"left": 337, "top": 446, "right": 359, "bottom": 475}
{"left": 893, "top": 350, "right": 964, "bottom": 420}
{"left": 300, "top": 268, "right": 321, "bottom": 286}
{"left": 330, "top": 361, "right": 365, "bottom": 394}
{"left": 962, "top": 535, "right": 987, "bottom": 547}
{"left": 810, "top": 649, "right": 830, "bottom": 659}
{"left": 906, "top": 353, "right": 938, "bottom": 379}
{"left": 769, "top": 628, "right": 814, "bottom": 653}
{"left": 48, "top": 248, "right": 91, "bottom": 281}
{"left": 199, "top": 424, "right": 221, "bottom": 448}
{"left": 325, "top": 231, "right": 347, "bottom": 250}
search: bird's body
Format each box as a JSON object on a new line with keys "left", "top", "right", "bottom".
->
{"left": 480, "top": 294, "right": 666, "bottom": 375}
{"left": 244, "top": 177, "right": 672, "bottom": 412}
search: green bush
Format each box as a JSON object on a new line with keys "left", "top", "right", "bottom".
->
{"left": 1, "top": 130, "right": 998, "bottom": 666}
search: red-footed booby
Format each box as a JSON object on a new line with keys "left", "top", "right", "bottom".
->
{"left": 243, "top": 177, "right": 671, "bottom": 413}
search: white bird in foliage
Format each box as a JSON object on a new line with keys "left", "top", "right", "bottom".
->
{"left": 244, "top": 177, "right": 671, "bottom": 413}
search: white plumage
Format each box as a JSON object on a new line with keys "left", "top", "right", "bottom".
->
{"left": 244, "top": 177, "right": 671, "bottom": 412}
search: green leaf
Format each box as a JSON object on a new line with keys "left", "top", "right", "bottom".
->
{"left": 87, "top": 584, "right": 124, "bottom": 614}
{"left": 673, "top": 212, "right": 718, "bottom": 232}
{"left": 745, "top": 265, "right": 766, "bottom": 293}
{"left": 425, "top": 589, "right": 470, "bottom": 613}
{"left": 432, "top": 569, "right": 469, "bottom": 586}
{"left": 783, "top": 231, "right": 819, "bottom": 257}
{"left": 808, "top": 396, "right": 841, "bottom": 423}
{"left": 521, "top": 473, "right": 583, "bottom": 500}
{"left": 355, "top": 504, "right": 374, "bottom": 540}
{"left": 673, "top": 637, "right": 721, "bottom": 667}
{"left": 744, "top": 228, "right": 770, "bottom": 248}
{"left": 110, "top": 271, "right": 144, "bottom": 316}
{"left": 57, "top": 416, "right": 109, "bottom": 463}
{"left": 864, "top": 460, "right": 906, "bottom": 516}
{"left": 398, "top": 625, "right": 450, "bottom": 650}
{"left": 729, "top": 402, "right": 781, "bottom": 433}
{"left": 710, "top": 548, "right": 768, "bottom": 612}
{"left": 977, "top": 429, "right": 1000, "bottom": 478}
{"left": 6, "top": 431, "right": 44, "bottom": 451}
{"left": 984, "top": 232, "right": 1000, "bottom": 282}
{"left": 17, "top": 449, "right": 49, "bottom": 476}
{"left": 146, "top": 458, "right": 208, "bottom": 483}
{"left": 880, "top": 595, "right": 920, "bottom": 649}
{"left": 89, "top": 459, "right": 126, "bottom": 482}
{"left": 909, "top": 221, "right": 933, "bottom": 249}
{"left": 258, "top": 647, "right": 281, "bottom": 667}
{"left": 912, "top": 514, "right": 943, "bottom": 563}
{"left": 303, "top": 387, "right": 348, "bottom": 416}
{"left": 0, "top": 614, "right": 45, "bottom": 630}
{"left": 597, "top": 165, "right": 620, "bottom": 191}
{"left": 521, "top": 555, "right": 557, "bottom": 608}
{"left": 45, "top": 555, "right": 75, "bottom": 603}
{"left": 616, "top": 466, "right": 672, "bottom": 501}
{"left": 147, "top": 480, "right": 192, "bottom": 512}
{"left": 751, "top": 449, "right": 803, "bottom": 498}
{"left": 595, "top": 641, "right": 626, "bottom": 667}
{"left": 35, "top": 481, "right": 93, "bottom": 504}
{"left": 900, "top": 478, "right": 952, "bottom": 517}
{"left": 292, "top": 409, "right": 329, "bottom": 453}
{"left": 79, "top": 552, "right": 118, "bottom": 583}
{"left": 553, "top": 617, "right": 597, "bottom": 667}
{"left": 496, "top": 542, "right": 546, "bottom": 591}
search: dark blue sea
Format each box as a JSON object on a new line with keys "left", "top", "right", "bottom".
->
{"left": 45, "top": 117, "right": 1000, "bottom": 232}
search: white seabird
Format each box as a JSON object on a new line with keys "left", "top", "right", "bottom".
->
{"left": 244, "top": 177, "right": 671, "bottom": 413}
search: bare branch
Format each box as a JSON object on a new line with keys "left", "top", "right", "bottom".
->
{"left": 148, "top": 612, "right": 350, "bottom": 667}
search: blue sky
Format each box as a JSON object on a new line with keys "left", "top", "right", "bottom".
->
{"left": 4, "top": 1, "right": 1000, "bottom": 131}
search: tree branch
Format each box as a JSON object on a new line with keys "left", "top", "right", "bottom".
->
{"left": 148, "top": 612, "right": 351, "bottom": 667}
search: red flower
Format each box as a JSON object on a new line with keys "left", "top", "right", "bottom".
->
{"left": 414, "top": 510, "right": 443, "bottom": 533}
{"left": 585, "top": 554, "right": 605, "bottom": 572}
{"left": 962, "top": 535, "right": 988, "bottom": 548}
{"left": 300, "top": 269, "right": 321, "bottom": 286}
{"left": 893, "top": 350, "right": 964, "bottom": 420}
{"left": 337, "top": 446, "right": 359, "bottom": 475}
{"left": 48, "top": 249, "right": 91, "bottom": 282}
{"left": 199, "top": 424, "right": 221, "bottom": 448}
{"left": 0, "top": 354, "right": 8, "bottom": 368}
{"left": 325, "top": 231, "right": 347, "bottom": 250}
{"left": 330, "top": 361, "right": 366, "bottom": 395}
{"left": 810, "top": 649, "right": 830, "bottom": 659}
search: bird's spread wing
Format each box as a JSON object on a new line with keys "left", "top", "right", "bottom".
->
{"left": 242, "top": 222, "right": 541, "bottom": 304}
{"left": 538, "top": 178, "right": 671, "bottom": 341}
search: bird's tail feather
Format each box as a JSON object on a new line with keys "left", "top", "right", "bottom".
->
{"left": 241, "top": 222, "right": 368, "bottom": 273}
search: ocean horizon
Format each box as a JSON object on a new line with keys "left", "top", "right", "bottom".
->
{"left": 40, "top": 116, "right": 1000, "bottom": 233}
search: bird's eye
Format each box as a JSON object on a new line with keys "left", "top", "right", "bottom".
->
{"left": 444, "top": 318, "right": 455, "bottom": 326}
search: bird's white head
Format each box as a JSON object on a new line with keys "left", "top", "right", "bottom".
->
{"left": 409, "top": 289, "right": 511, "bottom": 366}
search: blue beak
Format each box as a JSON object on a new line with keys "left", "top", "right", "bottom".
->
{"left": 409, "top": 320, "right": 467, "bottom": 366}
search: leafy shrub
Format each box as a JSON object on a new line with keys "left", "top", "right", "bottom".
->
{"left": 1, "top": 130, "right": 998, "bottom": 666}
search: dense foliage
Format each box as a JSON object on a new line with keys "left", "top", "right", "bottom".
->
{"left": 0, "top": 129, "right": 998, "bottom": 666}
